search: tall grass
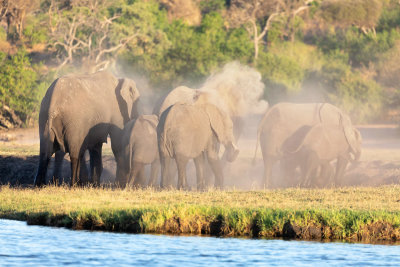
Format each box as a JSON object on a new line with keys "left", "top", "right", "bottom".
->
{"left": 1, "top": 186, "right": 400, "bottom": 241}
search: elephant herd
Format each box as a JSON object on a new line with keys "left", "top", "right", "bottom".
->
{"left": 34, "top": 71, "right": 362, "bottom": 189}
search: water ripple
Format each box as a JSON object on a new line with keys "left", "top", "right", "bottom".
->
{"left": 0, "top": 219, "right": 400, "bottom": 266}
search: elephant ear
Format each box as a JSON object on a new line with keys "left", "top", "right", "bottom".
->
{"left": 120, "top": 78, "right": 140, "bottom": 120}
{"left": 203, "top": 104, "right": 233, "bottom": 144}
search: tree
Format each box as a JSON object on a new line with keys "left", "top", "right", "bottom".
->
{"left": 0, "top": 50, "right": 46, "bottom": 124}
{"left": 46, "top": 0, "right": 139, "bottom": 73}
{"left": 226, "top": 0, "right": 314, "bottom": 63}
{"left": 2, "top": 0, "right": 40, "bottom": 42}
{"left": 319, "top": 0, "right": 384, "bottom": 35}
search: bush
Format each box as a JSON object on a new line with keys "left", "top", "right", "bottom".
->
{"left": 0, "top": 50, "right": 48, "bottom": 125}
{"left": 317, "top": 57, "right": 382, "bottom": 122}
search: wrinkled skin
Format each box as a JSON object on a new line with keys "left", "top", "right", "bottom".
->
{"left": 254, "top": 102, "right": 358, "bottom": 188}
{"left": 34, "top": 71, "right": 140, "bottom": 187}
{"left": 282, "top": 124, "right": 362, "bottom": 187}
{"left": 158, "top": 103, "right": 239, "bottom": 190}
{"left": 116, "top": 115, "right": 159, "bottom": 188}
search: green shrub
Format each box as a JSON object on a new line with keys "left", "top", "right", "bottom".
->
{"left": 0, "top": 50, "right": 48, "bottom": 125}
{"left": 317, "top": 57, "right": 382, "bottom": 122}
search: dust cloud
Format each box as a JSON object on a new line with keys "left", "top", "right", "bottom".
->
{"left": 200, "top": 61, "right": 268, "bottom": 116}
{"left": 5, "top": 63, "right": 399, "bottom": 189}
{"left": 122, "top": 61, "right": 270, "bottom": 189}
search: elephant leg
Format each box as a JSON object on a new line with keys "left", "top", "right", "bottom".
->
{"left": 52, "top": 150, "right": 65, "bottom": 185}
{"left": 320, "top": 163, "right": 334, "bottom": 188}
{"left": 175, "top": 154, "right": 189, "bottom": 190}
{"left": 115, "top": 153, "right": 126, "bottom": 187}
{"left": 203, "top": 160, "right": 214, "bottom": 188}
{"left": 35, "top": 152, "right": 51, "bottom": 187}
{"left": 35, "top": 137, "right": 55, "bottom": 187}
{"left": 207, "top": 156, "right": 223, "bottom": 190}
{"left": 132, "top": 161, "right": 146, "bottom": 188}
{"left": 334, "top": 157, "right": 348, "bottom": 186}
{"left": 89, "top": 143, "right": 103, "bottom": 187}
{"left": 148, "top": 160, "right": 160, "bottom": 187}
{"left": 302, "top": 153, "right": 318, "bottom": 188}
{"left": 160, "top": 154, "right": 172, "bottom": 189}
{"left": 262, "top": 156, "right": 275, "bottom": 189}
{"left": 194, "top": 154, "right": 205, "bottom": 191}
{"left": 70, "top": 156, "right": 81, "bottom": 186}
{"left": 78, "top": 151, "right": 90, "bottom": 185}
{"left": 167, "top": 162, "right": 177, "bottom": 187}
{"left": 127, "top": 161, "right": 142, "bottom": 188}
{"left": 280, "top": 157, "right": 298, "bottom": 188}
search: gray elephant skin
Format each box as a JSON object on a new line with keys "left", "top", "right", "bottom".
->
{"left": 116, "top": 114, "right": 159, "bottom": 188}
{"left": 34, "top": 71, "right": 140, "bottom": 186}
{"left": 157, "top": 103, "right": 239, "bottom": 190}
{"left": 282, "top": 123, "right": 362, "bottom": 187}
{"left": 254, "top": 102, "right": 358, "bottom": 187}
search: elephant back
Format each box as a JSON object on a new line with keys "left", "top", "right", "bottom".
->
{"left": 155, "top": 86, "right": 196, "bottom": 117}
{"left": 158, "top": 103, "right": 212, "bottom": 158}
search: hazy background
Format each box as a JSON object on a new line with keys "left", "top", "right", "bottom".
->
{"left": 0, "top": 0, "right": 399, "bottom": 129}
{"left": 1, "top": 0, "right": 400, "bottom": 188}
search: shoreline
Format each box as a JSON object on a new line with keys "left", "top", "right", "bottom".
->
{"left": 1, "top": 186, "right": 400, "bottom": 243}
{"left": 0, "top": 218, "right": 399, "bottom": 246}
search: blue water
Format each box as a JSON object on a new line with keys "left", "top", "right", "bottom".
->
{"left": 0, "top": 219, "right": 399, "bottom": 266}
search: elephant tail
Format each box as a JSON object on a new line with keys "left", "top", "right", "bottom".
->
{"left": 48, "top": 114, "right": 66, "bottom": 153}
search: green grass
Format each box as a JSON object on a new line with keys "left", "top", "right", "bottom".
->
{"left": 1, "top": 186, "right": 400, "bottom": 241}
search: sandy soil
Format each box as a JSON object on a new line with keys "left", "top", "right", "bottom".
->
{"left": 1, "top": 125, "right": 400, "bottom": 188}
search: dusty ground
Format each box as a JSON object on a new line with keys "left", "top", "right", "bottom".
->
{"left": 1, "top": 125, "right": 400, "bottom": 188}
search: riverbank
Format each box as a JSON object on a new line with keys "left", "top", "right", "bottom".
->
{"left": 1, "top": 186, "right": 400, "bottom": 242}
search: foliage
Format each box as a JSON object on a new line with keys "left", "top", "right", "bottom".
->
{"left": 319, "top": 0, "right": 384, "bottom": 30}
{"left": 0, "top": 50, "right": 48, "bottom": 124}
{"left": 2, "top": 0, "right": 400, "bottom": 124}
{"left": 315, "top": 55, "right": 382, "bottom": 122}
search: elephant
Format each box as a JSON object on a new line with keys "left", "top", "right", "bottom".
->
{"left": 157, "top": 102, "right": 239, "bottom": 190}
{"left": 34, "top": 71, "right": 140, "bottom": 187}
{"left": 281, "top": 123, "right": 362, "bottom": 187}
{"left": 153, "top": 86, "right": 246, "bottom": 186}
{"left": 154, "top": 86, "right": 244, "bottom": 141}
{"left": 253, "top": 102, "right": 358, "bottom": 187}
{"left": 115, "top": 114, "right": 159, "bottom": 188}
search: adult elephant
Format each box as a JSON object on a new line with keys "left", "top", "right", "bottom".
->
{"left": 153, "top": 86, "right": 244, "bottom": 141}
{"left": 116, "top": 114, "right": 159, "bottom": 188}
{"left": 281, "top": 123, "right": 362, "bottom": 187}
{"left": 34, "top": 71, "right": 140, "bottom": 187}
{"left": 253, "top": 102, "right": 358, "bottom": 187}
{"left": 157, "top": 103, "right": 239, "bottom": 190}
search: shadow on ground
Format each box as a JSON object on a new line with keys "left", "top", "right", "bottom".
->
{"left": 0, "top": 155, "right": 116, "bottom": 186}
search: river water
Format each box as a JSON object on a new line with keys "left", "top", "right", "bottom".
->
{"left": 1, "top": 219, "right": 399, "bottom": 266}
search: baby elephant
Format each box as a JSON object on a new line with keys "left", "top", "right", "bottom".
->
{"left": 116, "top": 115, "right": 159, "bottom": 188}
{"left": 282, "top": 123, "right": 362, "bottom": 187}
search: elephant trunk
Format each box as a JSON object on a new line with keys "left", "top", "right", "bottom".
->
{"left": 225, "top": 142, "right": 240, "bottom": 162}
{"left": 351, "top": 148, "right": 361, "bottom": 163}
